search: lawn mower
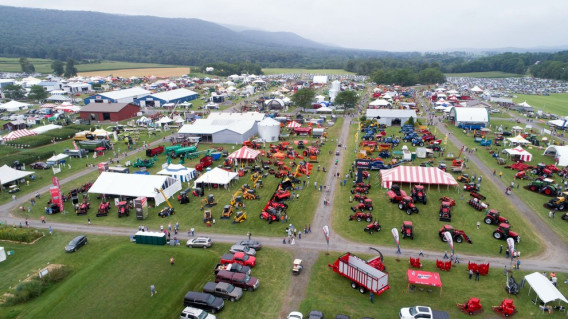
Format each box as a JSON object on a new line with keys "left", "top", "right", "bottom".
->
{"left": 401, "top": 221, "right": 414, "bottom": 239}
{"left": 117, "top": 201, "right": 130, "bottom": 218}
{"left": 363, "top": 220, "right": 381, "bottom": 234}
{"left": 387, "top": 184, "right": 407, "bottom": 203}
{"left": 77, "top": 200, "right": 90, "bottom": 215}
{"left": 398, "top": 196, "right": 419, "bottom": 215}
{"left": 203, "top": 210, "right": 214, "bottom": 224}
{"left": 457, "top": 297, "right": 483, "bottom": 315}
{"left": 158, "top": 207, "right": 175, "bottom": 218}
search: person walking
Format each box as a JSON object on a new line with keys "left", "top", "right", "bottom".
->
{"left": 499, "top": 171, "right": 503, "bottom": 178}
{"left": 443, "top": 251, "right": 449, "bottom": 259}
{"left": 476, "top": 221, "right": 481, "bottom": 230}
{"left": 170, "top": 257, "right": 175, "bottom": 266}
{"left": 191, "top": 228, "right": 195, "bottom": 236}
{"left": 475, "top": 270, "right": 480, "bottom": 281}
{"left": 469, "top": 269, "right": 473, "bottom": 280}
{"left": 370, "top": 292, "right": 374, "bottom": 303}
{"left": 247, "top": 232, "right": 251, "bottom": 240}
{"left": 88, "top": 218, "right": 91, "bottom": 225}
{"left": 150, "top": 284, "right": 157, "bottom": 296}
{"left": 504, "top": 265, "right": 508, "bottom": 276}
{"left": 49, "top": 226, "right": 53, "bottom": 235}
{"left": 25, "top": 218, "right": 29, "bottom": 228}
{"left": 41, "top": 215, "right": 46, "bottom": 224}
{"left": 419, "top": 250, "right": 424, "bottom": 257}
{"left": 516, "top": 259, "right": 521, "bottom": 270}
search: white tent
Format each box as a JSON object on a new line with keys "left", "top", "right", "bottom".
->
{"left": 46, "top": 153, "right": 69, "bottom": 165}
{"left": 504, "top": 146, "right": 533, "bottom": 162}
{"left": 88, "top": 172, "right": 181, "bottom": 206}
{"left": 0, "top": 247, "right": 6, "bottom": 262}
{"left": 507, "top": 135, "right": 531, "bottom": 145}
{"left": 136, "top": 116, "right": 151, "bottom": 125}
{"left": 316, "top": 106, "right": 333, "bottom": 113}
{"left": 0, "top": 100, "right": 30, "bottom": 111}
{"left": 524, "top": 272, "right": 568, "bottom": 307}
{"left": 0, "top": 165, "right": 34, "bottom": 185}
{"left": 470, "top": 86, "right": 483, "bottom": 93}
{"left": 544, "top": 145, "right": 568, "bottom": 166}
{"left": 369, "top": 99, "right": 390, "bottom": 107}
{"left": 157, "top": 116, "right": 173, "bottom": 124}
{"left": 157, "top": 164, "right": 196, "bottom": 182}
{"left": 193, "top": 167, "right": 238, "bottom": 189}
{"left": 31, "top": 124, "right": 62, "bottom": 135}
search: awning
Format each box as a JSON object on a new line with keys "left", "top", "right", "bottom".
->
{"left": 524, "top": 272, "right": 568, "bottom": 305}
{"left": 407, "top": 269, "right": 442, "bottom": 296}
{"left": 3, "top": 129, "right": 37, "bottom": 141}
{"left": 0, "top": 165, "right": 34, "bottom": 185}
{"left": 193, "top": 167, "right": 238, "bottom": 189}
{"left": 380, "top": 166, "right": 458, "bottom": 188}
{"left": 227, "top": 146, "right": 261, "bottom": 160}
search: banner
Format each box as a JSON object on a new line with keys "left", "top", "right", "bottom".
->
{"left": 52, "top": 165, "right": 61, "bottom": 175}
{"left": 52, "top": 177, "right": 60, "bottom": 188}
{"left": 444, "top": 231, "right": 454, "bottom": 254}
{"left": 507, "top": 237, "right": 515, "bottom": 257}
{"left": 49, "top": 186, "right": 64, "bottom": 212}
{"left": 72, "top": 141, "right": 78, "bottom": 150}
{"left": 391, "top": 228, "right": 400, "bottom": 254}
{"left": 322, "top": 225, "right": 330, "bottom": 244}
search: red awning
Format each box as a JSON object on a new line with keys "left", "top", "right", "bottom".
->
{"left": 2, "top": 129, "right": 37, "bottom": 141}
{"left": 286, "top": 121, "right": 301, "bottom": 128}
{"left": 227, "top": 146, "right": 261, "bottom": 160}
{"left": 293, "top": 127, "right": 312, "bottom": 133}
{"left": 407, "top": 269, "right": 442, "bottom": 287}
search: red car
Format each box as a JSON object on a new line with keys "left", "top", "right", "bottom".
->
{"left": 220, "top": 252, "right": 256, "bottom": 267}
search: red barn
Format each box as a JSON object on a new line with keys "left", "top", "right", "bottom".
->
{"left": 79, "top": 103, "right": 140, "bottom": 122}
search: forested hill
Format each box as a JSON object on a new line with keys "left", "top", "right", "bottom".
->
{"left": 0, "top": 5, "right": 366, "bottom": 68}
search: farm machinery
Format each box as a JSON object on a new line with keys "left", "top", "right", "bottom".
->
{"left": 259, "top": 207, "right": 281, "bottom": 223}
{"left": 203, "top": 210, "right": 214, "bottom": 224}
{"left": 349, "top": 211, "right": 373, "bottom": 222}
{"left": 132, "top": 157, "right": 155, "bottom": 168}
{"left": 398, "top": 196, "right": 419, "bottom": 215}
{"left": 221, "top": 205, "right": 234, "bottom": 219}
{"left": 492, "top": 223, "right": 520, "bottom": 242}
{"left": 492, "top": 299, "right": 516, "bottom": 317}
{"left": 545, "top": 192, "right": 568, "bottom": 211}
{"left": 531, "top": 163, "right": 557, "bottom": 178}
{"left": 439, "top": 224, "right": 472, "bottom": 244}
{"left": 457, "top": 174, "right": 470, "bottom": 183}
{"left": 484, "top": 209, "right": 509, "bottom": 225}
{"left": 464, "top": 182, "right": 480, "bottom": 192}
{"left": 353, "top": 194, "right": 368, "bottom": 203}
{"left": 200, "top": 194, "right": 217, "bottom": 210}
{"left": 156, "top": 187, "right": 175, "bottom": 218}
{"left": 439, "top": 201, "right": 452, "bottom": 222}
{"left": 468, "top": 198, "right": 489, "bottom": 211}
{"left": 401, "top": 221, "right": 414, "bottom": 239}
{"left": 233, "top": 211, "right": 247, "bottom": 224}
{"left": 526, "top": 178, "right": 558, "bottom": 196}
{"left": 411, "top": 185, "right": 427, "bottom": 204}
{"left": 387, "top": 184, "right": 407, "bottom": 203}
{"left": 117, "top": 201, "right": 130, "bottom": 218}
{"left": 77, "top": 199, "right": 90, "bottom": 215}
{"left": 457, "top": 297, "right": 483, "bottom": 316}
{"left": 351, "top": 199, "right": 374, "bottom": 212}
{"left": 97, "top": 201, "right": 110, "bottom": 217}
{"left": 364, "top": 220, "right": 381, "bottom": 234}
{"left": 439, "top": 196, "right": 456, "bottom": 207}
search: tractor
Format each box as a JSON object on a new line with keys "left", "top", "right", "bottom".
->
{"left": 457, "top": 174, "right": 470, "bottom": 183}
{"left": 398, "top": 196, "right": 419, "bottom": 215}
{"left": 527, "top": 178, "right": 558, "bottom": 196}
{"left": 439, "top": 201, "right": 452, "bottom": 222}
{"left": 354, "top": 182, "right": 371, "bottom": 189}
{"left": 387, "top": 184, "right": 407, "bottom": 203}
{"left": 363, "top": 220, "right": 381, "bottom": 234}
{"left": 351, "top": 186, "right": 369, "bottom": 194}
{"left": 158, "top": 207, "right": 175, "bottom": 218}
{"left": 468, "top": 198, "right": 489, "bottom": 211}
{"left": 411, "top": 185, "right": 427, "bottom": 204}
{"left": 117, "top": 201, "right": 130, "bottom": 218}
{"left": 177, "top": 189, "right": 190, "bottom": 204}
{"left": 439, "top": 224, "right": 472, "bottom": 244}
{"left": 351, "top": 199, "right": 374, "bottom": 212}
{"left": 272, "top": 189, "right": 291, "bottom": 202}
{"left": 439, "top": 196, "right": 456, "bottom": 206}
{"left": 484, "top": 209, "right": 509, "bottom": 225}
{"left": 221, "top": 205, "right": 234, "bottom": 219}
{"left": 531, "top": 163, "right": 554, "bottom": 177}
{"left": 203, "top": 210, "right": 214, "bottom": 224}
{"left": 464, "top": 182, "right": 480, "bottom": 192}
{"left": 349, "top": 211, "right": 373, "bottom": 222}
{"left": 401, "top": 221, "right": 414, "bottom": 239}
{"left": 97, "top": 201, "right": 110, "bottom": 217}
{"left": 546, "top": 192, "right": 568, "bottom": 211}
{"left": 230, "top": 195, "right": 244, "bottom": 207}
{"left": 243, "top": 189, "right": 260, "bottom": 200}
{"left": 77, "top": 199, "right": 90, "bottom": 215}
{"left": 233, "top": 211, "right": 247, "bottom": 223}
{"left": 260, "top": 207, "right": 281, "bottom": 224}
{"left": 353, "top": 194, "right": 368, "bottom": 203}
{"left": 492, "top": 223, "right": 520, "bottom": 242}
{"left": 200, "top": 194, "right": 217, "bottom": 210}
{"left": 264, "top": 200, "right": 288, "bottom": 213}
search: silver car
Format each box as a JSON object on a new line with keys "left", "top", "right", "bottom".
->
{"left": 186, "top": 237, "right": 213, "bottom": 248}
{"left": 229, "top": 244, "right": 256, "bottom": 256}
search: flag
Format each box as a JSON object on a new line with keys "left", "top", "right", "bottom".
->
{"left": 444, "top": 231, "right": 454, "bottom": 255}
{"left": 391, "top": 228, "right": 400, "bottom": 253}
{"left": 322, "top": 225, "right": 330, "bottom": 244}
{"left": 72, "top": 141, "right": 78, "bottom": 150}
{"left": 507, "top": 238, "right": 515, "bottom": 257}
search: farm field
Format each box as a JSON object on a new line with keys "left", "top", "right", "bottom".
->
{"left": 262, "top": 68, "right": 355, "bottom": 75}
{"left": 78, "top": 67, "right": 189, "bottom": 78}
{"left": 445, "top": 71, "right": 525, "bottom": 78}
{"left": 331, "top": 121, "right": 541, "bottom": 256}
{"left": 299, "top": 252, "right": 568, "bottom": 319}
{"left": 0, "top": 232, "right": 291, "bottom": 319}
{"left": 512, "top": 94, "right": 568, "bottom": 116}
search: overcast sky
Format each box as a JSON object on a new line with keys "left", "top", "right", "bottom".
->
{"left": 1, "top": 0, "right": 567, "bottom": 51}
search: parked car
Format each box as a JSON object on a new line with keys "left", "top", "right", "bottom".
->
{"left": 215, "top": 270, "right": 259, "bottom": 291}
{"left": 236, "top": 239, "right": 262, "bottom": 251}
{"left": 203, "top": 282, "right": 243, "bottom": 302}
{"left": 30, "top": 162, "right": 50, "bottom": 170}
{"left": 187, "top": 237, "right": 213, "bottom": 248}
{"left": 308, "top": 310, "right": 324, "bottom": 319}
{"left": 179, "top": 306, "right": 216, "bottom": 319}
{"left": 288, "top": 312, "right": 304, "bottom": 319}
{"left": 229, "top": 244, "right": 256, "bottom": 256}
{"left": 183, "top": 291, "right": 224, "bottom": 314}
{"left": 65, "top": 235, "right": 87, "bottom": 252}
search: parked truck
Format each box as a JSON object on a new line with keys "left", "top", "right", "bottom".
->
{"left": 215, "top": 270, "right": 259, "bottom": 291}
{"left": 220, "top": 252, "right": 256, "bottom": 267}
{"left": 328, "top": 252, "right": 389, "bottom": 296}
{"left": 203, "top": 281, "right": 243, "bottom": 302}
{"left": 399, "top": 306, "right": 450, "bottom": 319}
{"left": 214, "top": 263, "right": 251, "bottom": 275}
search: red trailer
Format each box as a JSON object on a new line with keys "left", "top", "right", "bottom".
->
{"left": 328, "top": 253, "right": 390, "bottom": 296}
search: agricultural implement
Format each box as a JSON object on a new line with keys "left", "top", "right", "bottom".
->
{"left": 457, "top": 297, "right": 483, "bottom": 315}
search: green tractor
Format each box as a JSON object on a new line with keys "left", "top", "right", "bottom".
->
{"left": 527, "top": 178, "right": 558, "bottom": 196}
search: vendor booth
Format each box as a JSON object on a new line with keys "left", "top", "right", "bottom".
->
{"left": 407, "top": 269, "right": 443, "bottom": 296}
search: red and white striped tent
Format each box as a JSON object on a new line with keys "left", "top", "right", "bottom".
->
{"left": 380, "top": 166, "right": 458, "bottom": 189}
{"left": 2, "top": 129, "right": 38, "bottom": 141}
{"left": 286, "top": 121, "right": 301, "bottom": 128}
{"left": 505, "top": 146, "right": 532, "bottom": 162}
{"left": 227, "top": 146, "right": 261, "bottom": 161}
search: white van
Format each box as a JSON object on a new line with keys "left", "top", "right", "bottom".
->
{"left": 180, "top": 306, "right": 216, "bottom": 319}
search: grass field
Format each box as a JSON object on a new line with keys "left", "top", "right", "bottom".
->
{"left": 78, "top": 67, "right": 189, "bottom": 78}
{"left": 0, "top": 233, "right": 292, "bottom": 319}
{"left": 512, "top": 94, "right": 568, "bottom": 116}
{"left": 262, "top": 68, "right": 355, "bottom": 75}
{"left": 330, "top": 121, "right": 542, "bottom": 257}
{"left": 299, "top": 252, "right": 568, "bottom": 318}
{"left": 445, "top": 72, "right": 525, "bottom": 78}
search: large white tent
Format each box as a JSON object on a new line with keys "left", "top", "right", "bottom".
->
{"left": 157, "top": 164, "right": 196, "bottom": 182}
{"left": 543, "top": 145, "right": 568, "bottom": 166}
{"left": 193, "top": 167, "right": 238, "bottom": 189}
{"left": 504, "top": 146, "right": 533, "bottom": 162}
{"left": 0, "top": 100, "right": 30, "bottom": 111}
{"left": 88, "top": 172, "right": 181, "bottom": 206}
{"left": 369, "top": 99, "right": 390, "bottom": 107}
{"left": 507, "top": 135, "right": 531, "bottom": 145}
{"left": 524, "top": 272, "right": 568, "bottom": 308}
{"left": 0, "top": 165, "right": 34, "bottom": 185}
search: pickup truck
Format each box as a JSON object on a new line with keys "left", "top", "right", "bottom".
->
{"left": 220, "top": 252, "right": 256, "bottom": 267}
{"left": 399, "top": 306, "right": 450, "bottom": 319}
{"left": 214, "top": 263, "right": 251, "bottom": 275}
{"left": 215, "top": 270, "right": 259, "bottom": 291}
{"left": 203, "top": 281, "right": 243, "bottom": 302}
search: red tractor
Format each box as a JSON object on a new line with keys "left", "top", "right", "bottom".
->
{"left": 97, "top": 201, "right": 110, "bottom": 217}
{"left": 411, "top": 185, "right": 427, "bottom": 204}
{"left": 493, "top": 223, "right": 520, "bottom": 242}
{"left": 264, "top": 200, "right": 288, "bottom": 213}
{"left": 468, "top": 198, "right": 489, "bottom": 211}
{"left": 77, "top": 199, "right": 90, "bottom": 215}
{"left": 349, "top": 211, "right": 373, "bottom": 222}
{"left": 401, "top": 221, "right": 414, "bottom": 239}
{"left": 439, "top": 224, "right": 472, "bottom": 244}
{"left": 398, "top": 196, "right": 419, "bottom": 215}
{"left": 351, "top": 199, "right": 374, "bottom": 212}
{"left": 531, "top": 163, "right": 554, "bottom": 177}
{"left": 363, "top": 220, "right": 381, "bottom": 234}
{"left": 259, "top": 207, "right": 281, "bottom": 224}
{"left": 354, "top": 182, "right": 371, "bottom": 189}
{"left": 387, "top": 184, "right": 407, "bottom": 203}
{"left": 484, "top": 209, "right": 509, "bottom": 225}
{"left": 117, "top": 201, "right": 130, "bottom": 218}
{"left": 439, "top": 201, "right": 452, "bottom": 222}
{"left": 351, "top": 186, "right": 369, "bottom": 194}
{"left": 353, "top": 194, "right": 368, "bottom": 203}
{"left": 439, "top": 196, "right": 456, "bottom": 206}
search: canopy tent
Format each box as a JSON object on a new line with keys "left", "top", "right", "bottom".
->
{"left": 544, "top": 146, "right": 568, "bottom": 166}
{"left": 470, "top": 86, "right": 483, "bottom": 93}
{"left": 524, "top": 272, "right": 568, "bottom": 307}
{"left": 380, "top": 166, "right": 458, "bottom": 189}
{"left": 136, "top": 116, "right": 151, "bottom": 124}
{"left": 316, "top": 106, "right": 333, "bottom": 113}
{"left": 504, "top": 146, "right": 533, "bottom": 162}
{"left": 369, "top": 99, "right": 390, "bottom": 107}
{"left": 2, "top": 129, "right": 37, "bottom": 141}
{"left": 0, "top": 165, "right": 34, "bottom": 185}
{"left": 286, "top": 121, "right": 301, "bottom": 128}
{"left": 293, "top": 127, "right": 312, "bottom": 135}
{"left": 407, "top": 269, "right": 442, "bottom": 296}
{"left": 88, "top": 172, "right": 181, "bottom": 206}
{"left": 507, "top": 135, "right": 531, "bottom": 145}
{"left": 93, "top": 129, "right": 110, "bottom": 138}
{"left": 46, "top": 153, "right": 69, "bottom": 164}
{"left": 227, "top": 146, "right": 262, "bottom": 161}
{"left": 157, "top": 164, "right": 196, "bottom": 182}
{"left": 31, "top": 124, "right": 62, "bottom": 135}
{"left": 156, "top": 116, "right": 173, "bottom": 124}
{"left": 0, "top": 100, "right": 30, "bottom": 112}
{"left": 193, "top": 167, "right": 238, "bottom": 189}
{"left": 172, "top": 115, "right": 185, "bottom": 124}
{"left": 434, "top": 106, "right": 447, "bottom": 110}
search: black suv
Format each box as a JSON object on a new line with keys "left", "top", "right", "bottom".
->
{"left": 183, "top": 291, "right": 224, "bottom": 314}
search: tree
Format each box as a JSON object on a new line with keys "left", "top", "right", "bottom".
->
{"left": 51, "top": 60, "right": 64, "bottom": 76}
{"left": 28, "top": 85, "right": 48, "bottom": 101}
{"left": 64, "top": 58, "right": 77, "bottom": 77}
{"left": 334, "top": 90, "right": 359, "bottom": 109}
{"left": 19, "top": 58, "right": 35, "bottom": 73}
{"left": 291, "top": 88, "right": 315, "bottom": 110}
{"left": 2, "top": 84, "right": 26, "bottom": 100}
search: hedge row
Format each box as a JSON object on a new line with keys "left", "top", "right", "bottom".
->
{"left": 43, "top": 128, "right": 80, "bottom": 140}
{"left": 0, "top": 149, "right": 55, "bottom": 166}
{"left": 0, "top": 227, "right": 44, "bottom": 242}
{"left": 5, "top": 135, "right": 53, "bottom": 148}
{"left": 4, "top": 266, "right": 71, "bottom": 305}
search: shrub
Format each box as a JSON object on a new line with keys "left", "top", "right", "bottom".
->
{"left": 3, "top": 266, "right": 71, "bottom": 306}
{"left": 41, "top": 266, "right": 71, "bottom": 284}
{"left": 0, "top": 227, "right": 44, "bottom": 243}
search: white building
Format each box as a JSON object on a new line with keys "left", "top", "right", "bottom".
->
{"left": 365, "top": 109, "right": 417, "bottom": 126}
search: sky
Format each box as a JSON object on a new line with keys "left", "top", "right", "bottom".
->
{"left": 1, "top": 0, "right": 567, "bottom": 52}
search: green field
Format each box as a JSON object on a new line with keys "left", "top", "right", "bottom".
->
{"left": 0, "top": 233, "right": 291, "bottom": 319}
{"left": 445, "top": 72, "right": 525, "bottom": 78}
{"left": 262, "top": 68, "right": 354, "bottom": 75}
{"left": 300, "top": 253, "right": 568, "bottom": 318}
{"left": 513, "top": 94, "right": 568, "bottom": 116}
{"left": 0, "top": 57, "right": 182, "bottom": 73}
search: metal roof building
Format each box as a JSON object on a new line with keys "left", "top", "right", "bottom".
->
{"left": 178, "top": 113, "right": 260, "bottom": 144}
{"left": 79, "top": 103, "right": 140, "bottom": 122}
{"left": 134, "top": 88, "right": 198, "bottom": 107}
{"left": 365, "top": 109, "right": 417, "bottom": 126}
{"left": 83, "top": 87, "right": 151, "bottom": 105}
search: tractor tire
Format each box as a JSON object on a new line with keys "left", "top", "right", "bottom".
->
{"left": 368, "top": 230, "right": 373, "bottom": 234}
{"left": 455, "top": 235, "right": 463, "bottom": 243}
{"left": 356, "top": 217, "right": 362, "bottom": 222}
{"left": 368, "top": 206, "right": 373, "bottom": 211}
{"left": 562, "top": 214, "right": 568, "bottom": 220}
{"left": 484, "top": 217, "right": 493, "bottom": 224}
{"left": 259, "top": 214, "right": 263, "bottom": 219}
{"left": 230, "top": 297, "right": 236, "bottom": 302}
{"left": 398, "top": 203, "right": 404, "bottom": 210}
{"left": 531, "top": 169, "right": 537, "bottom": 174}
{"left": 406, "top": 209, "right": 412, "bottom": 215}
{"left": 351, "top": 282, "right": 358, "bottom": 289}
{"left": 420, "top": 142, "right": 424, "bottom": 147}
{"left": 441, "top": 234, "right": 447, "bottom": 242}
{"left": 544, "top": 188, "right": 552, "bottom": 195}
{"left": 366, "top": 217, "right": 372, "bottom": 222}
{"left": 559, "top": 204, "right": 565, "bottom": 211}
{"left": 530, "top": 185, "right": 537, "bottom": 191}
{"left": 493, "top": 231, "right": 502, "bottom": 239}
{"left": 469, "top": 311, "right": 474, "bottom": 315}
{"left": 376, "top": 226, "right": 381, "bottom": 232}
{"left": 359, "top": 287, "right": 366, "bottom": 294}
{"left": 364, "top": 190, "right": 369, "bottom": 194}
{"left": 423, "top": 198, "right": 427, "bottom": 205}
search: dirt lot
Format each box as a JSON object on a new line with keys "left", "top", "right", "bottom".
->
{"left": 78, "top": 67, "right": 189, "bottom": 78}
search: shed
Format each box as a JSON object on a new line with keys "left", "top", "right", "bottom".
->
{"left": 365, "top": 109, "right": 417, "bottom": 126}
{"left": 135, "top": 88, "right": 198, "bottom": 107}
{"left": 448, "top": 107, "right": 489, "bottom": 128}
{"left": 84, "top": 87, "right": 151, "bottom": 105}
{"left": 79, "top": 103, "right": 140, "bottom": 122}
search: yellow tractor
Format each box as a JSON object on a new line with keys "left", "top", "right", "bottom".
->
{"left": 203, "top": 210, "right": 214, "bottom": 224}
{"left": 233, "top": 211, "right": 247, "bottom": 223}
{"left": 243, "top": 189, "right": 259, "bottom": 200}
{"left": 200, "top": 194, "right": 217, "bottom": 210}
{"left": 230, "top": 191, "right": 244, "bottom": 207}
{"left": 221, "top": 205, "right": 234, "bottom": 219}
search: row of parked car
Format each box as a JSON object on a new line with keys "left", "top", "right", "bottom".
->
{"left": 180, "top": 238, "right": 262, "bottom": 319}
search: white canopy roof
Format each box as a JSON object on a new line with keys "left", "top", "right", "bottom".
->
{"left": 504, "top": 146, "right": 532, "bottom": 161}
{"left": 136, "top": 116, "right": 151, "bottom": 124}
{"left": 88, "top": 172, "right": 181, "bottom": 206}
{"left": 1, "top": 100, "right": 30, "bottom": 111}
{"left": 544, "top": 145, "right": 568, "bottom": 166}
{"left": 157, "top": 116, "right": 173, "bottom": 124}
{"left": 369, "top": 99, "right": 390, "bottom": 106}
{"left": 507, "top": 135, "right": 530, "bottom": 145}
{"left": 524, "top": 272, "right": 568, "bottom": 304}
{"left": 193, "top": 167, "right": 238, "bottom": 188}
{"left": 31, "top": 124, "right": 62, "bottom": 135}
{"left": 316, "top": 106, "right": 333, "bottom": 113}
{"left": 46, "top": 153, "right": 69, "bottom": 163}
{"left": 470, "top": 86, "right": 483, "bottom": 92}
{"left": 157, "top": 164, "right": 196, "bottom": 182}
{"left": 0, "top": 165, "right": 34, "bottom": 185}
